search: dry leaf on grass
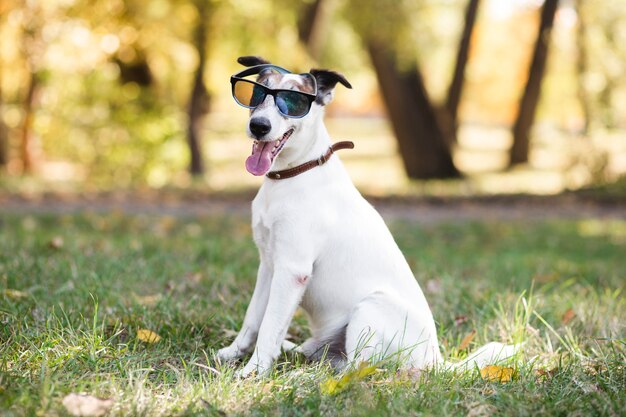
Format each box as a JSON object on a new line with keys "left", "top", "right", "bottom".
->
{"left": 49, "top": 236, "right": 64, "bottom": 249}
{"left": 136, "top": 329, "right": 161, "bottom": 343}
{"left": 459, "top": 330, "right": 476, "bottom": 350}
{"left": 62, "top": 393, "right": 113, "bottom": 417}
{"left": 480, "top": 365, "right": 514, "bottom": 382}
{"left": 3, "top": 289, "right": 28, "bottom": 300}
{"left": 535, "top": 368, "right": 558, "bottom": 379}
{"left": 396, "top": 367, "right": 425, "bottom": 383}
{"left": 133, "top": 293, "right": 162, "bottom": 306}
{"left": 454, "top": 315, "right": 469, "bottom": 326}
{"left": 561, "top": 308, "right": 576, "bottom": 325}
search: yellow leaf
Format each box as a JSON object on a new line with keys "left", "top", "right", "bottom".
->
{"left": 136, "top": 329, "right": 161, "bottom": 343}
{"left": 3, "top": 289, "right": 28, "bottom": 299}
{"left": 480, "top": 365, "right": 514, "bottom": 382}
{"left": 62, "top": 393, "right": 114, "bottom": 417}
{"left": 355, "top": 362, "right": 377, "bottom": 378}
{"left": 320, "top": 378, "right": 340, "bottom": 395}
{"left": 133, "top": 293, "right": 162, "bottom": 306}
{"left": 320, "top": 362, "right": 378, "bottom": 395}
{"left": 459, "top": 329, "right": 476, "bottom": 350}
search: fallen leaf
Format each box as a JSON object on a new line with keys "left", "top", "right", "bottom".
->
{"left": 320, "top": 378, "right": 341, "bottom": 395}
{"left": 561, "top": 308, "right": 576, "bottom": 325}
{"left": 133, "top": 293, "right": 162, "bottom": 306}
{"left": 355, "top": 361, "right": 377, "bottom": 379}
{"left": 533, "top": 272, "right": 559, "bottom": 283}
{"left": 480, "top": 365, "right": 514, "bottom": 382}
{"left": 49, "top": 236, "right": 64, "bottom": 249}
{"left": 459, "top": 330, "right": 476, "bottom": 350}
{"left": 62, "top": 393, "right": 113, "bottom": 417}
{"left": 3, "top": 289, "right": 28, "bottom": 300}
{"left": 535, "top": 367, "right": 557, "bottom": 379}
{"left": 396, "top": 367, "right": 425, "bottom": 382}
{"left": 320, "top": 362, "right": 378, "bottom": 395}
{"left": 454, "top": 315, "right": 469, "bottom": 326}
{"left": 136, "top": 329, "right": 161, "bottom": 343}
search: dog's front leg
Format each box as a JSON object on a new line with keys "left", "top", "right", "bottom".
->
{"left": 217, "top": 261, "right": 272, "bottom": 362}
{"left": 237, "top": 267, "right": 310, "bottom": 377}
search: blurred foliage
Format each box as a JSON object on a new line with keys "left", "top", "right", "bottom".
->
{"left": 0, "top": 0, "right": 625, "bottom": 189}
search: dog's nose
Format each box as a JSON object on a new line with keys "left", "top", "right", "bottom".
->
{"left": 249, "top": 117, "right": 271, "bottom": 138}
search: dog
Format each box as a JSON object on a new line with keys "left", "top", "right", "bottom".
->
{"left": 217, "top": 56, "right": 518, "bottom": 377}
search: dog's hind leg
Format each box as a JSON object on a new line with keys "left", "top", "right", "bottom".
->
{"left": 344, "top": 291, "right": 441, "bottom": 369}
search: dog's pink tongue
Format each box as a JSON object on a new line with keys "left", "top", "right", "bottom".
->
{"left": 246, "top": 141, "right": 273, "bottom": 176}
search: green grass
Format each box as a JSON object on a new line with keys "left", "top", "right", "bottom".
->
{"left": 0, "top": 212, "right": 624, "bottom": 416}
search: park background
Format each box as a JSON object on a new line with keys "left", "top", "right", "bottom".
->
{"left": 0, "top": 0, "right": 625, "bottom": 196}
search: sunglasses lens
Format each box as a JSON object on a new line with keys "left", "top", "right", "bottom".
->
{"left": 276, "top": 91, "right": 311, "bottom": 117}
{"left": 233, "top": 80, "right": 266, "bottom": 107}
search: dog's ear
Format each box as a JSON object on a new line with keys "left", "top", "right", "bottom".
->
{"left": 310, "top": 69, "right": 352, "bottom": 106}
{"left": 238, "top": 56, "right": 271, "bottom": 67}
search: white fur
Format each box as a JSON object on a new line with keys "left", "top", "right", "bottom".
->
{"left": 217, "top": 71, "right": 519, "bottom": 377}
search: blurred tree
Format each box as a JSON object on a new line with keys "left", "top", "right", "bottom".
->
{"left": 0, "top": 2, "right": 7, "bottom": 168}
{"left": 15, "top": 1, "right": 47, "bottom": 174}
{"left": 575, "top": 0, "right": 590, "bottom": 135}
{"left": 445, "top": 0, "right": 480, "bottom": 135}
{"left": 346, "top": 0, "right": 487, "bottom": 179}
{"left": 297, "top": 0, "right": 336, "bottom": 61}
{"left": 0, "top": 57, "right": 7, "bottom": 168}
{"left": 509, "top": 0, "right": 559, "bottom": 166}
{"left": 368, "top": 42, "right": 458, "bottom": 179}
{"left": 186, "top": 0, "right": 212, "bottom": 177}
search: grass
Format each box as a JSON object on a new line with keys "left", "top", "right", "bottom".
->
{"left": 0, "top": 212, "right": 624, "bottom": 416}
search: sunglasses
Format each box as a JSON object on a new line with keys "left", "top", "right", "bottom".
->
{"left": 230, "top": 64, "right": 317, "bottom": 118}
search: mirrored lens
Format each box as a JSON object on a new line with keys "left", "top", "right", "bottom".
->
{"left": 233, "top": 80, "right": 267, "bottom": 107}
{"left": 276, "top": 91, "right": 310, "bottom": 117}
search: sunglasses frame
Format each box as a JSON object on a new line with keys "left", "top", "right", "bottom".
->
{"left": 230, "top": 64, "right": 318, "bottom": 119}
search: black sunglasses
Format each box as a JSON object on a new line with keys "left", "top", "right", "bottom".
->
{"left": 230, "top": 64, "right": 318, "bottom": 118}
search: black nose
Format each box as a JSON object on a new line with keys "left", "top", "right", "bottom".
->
{"left": 249, "top": 117, "right": 271, "bottom": 138}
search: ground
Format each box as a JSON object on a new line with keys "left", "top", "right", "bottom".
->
{"left": 0, "top": 190, "right": 624, "bottom": 416}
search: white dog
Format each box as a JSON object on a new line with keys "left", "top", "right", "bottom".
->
{"left": 217, "top": 56, "right": 517, "bottom": 377}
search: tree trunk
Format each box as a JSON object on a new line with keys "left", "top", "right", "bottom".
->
{"left": 297, "top": 0, "right": 334, "bottom": 60}
{"left": 509, "top": 0, "right": 559, "bottom": 166}
{"left": 367, "top": 42, "right": 459, "bottom": 179}
{"left": 186, "top": 2, "right": 211, "bottom": 177}
{"left": 0, "top": 117, "right": 8, "bottom": 168}
{"left": 20, "top": 71, "right": 39, "bottom": 174}
{"left": 0, "top": 69, "right": 8, "bottom": 168}
{"left": 445, "top": 0, "right": 481, "bottom": 131}
{"left": 574, "top": 0, "right": 590, "bottom": 135}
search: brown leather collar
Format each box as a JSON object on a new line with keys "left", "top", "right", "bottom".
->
{"left": 266, "top": 141, "right": 355, "bottom": 180}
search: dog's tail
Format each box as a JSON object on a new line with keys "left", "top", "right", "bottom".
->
{"left": 442, "top": 342, "right": 523, "bottom": 372}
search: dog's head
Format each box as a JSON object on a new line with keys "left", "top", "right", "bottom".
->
{"left": 232, "top": 56, "right": 352, "bottom": 176}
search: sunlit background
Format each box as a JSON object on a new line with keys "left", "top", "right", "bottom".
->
{"left": 0, "top": 0, "right": 624, "bottom": 195}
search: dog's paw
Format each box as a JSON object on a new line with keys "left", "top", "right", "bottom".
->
{"left": 236, "top": 358, "right": 271, "bottom": 378}
{"left": 216, "top": 345, "right": 243, "bottom": 363}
